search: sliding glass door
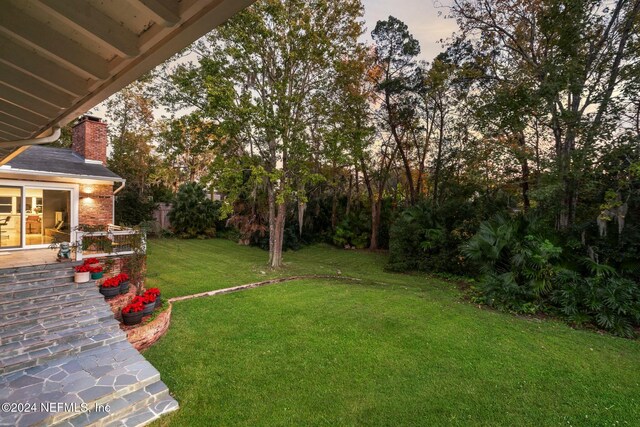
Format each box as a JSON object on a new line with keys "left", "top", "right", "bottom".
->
{"left": 0, "top": 181, "right": 76, "bottom": 251}
{"left": 25, "top": 188, "right": 71, "bottom": 247}
{"left": 0, "top": 186, "right": 22, "bottom": 248}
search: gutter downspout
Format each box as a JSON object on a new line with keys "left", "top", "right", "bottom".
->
{"left": 113, "top": 180, "right": 126, "bottom": 225}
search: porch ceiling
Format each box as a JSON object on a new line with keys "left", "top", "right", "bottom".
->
{"left": 0, "top": 0, "right": 255, "bottom": 144}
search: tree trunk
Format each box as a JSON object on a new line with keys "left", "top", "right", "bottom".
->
{"left": 433, "top": 106, "right": 445, "bottom": 203}
{"left": 267, "top": 179, "right": 276, "bottom": 264}
{"left": 370, "top": 199, "right": 381, "bottom": 250}
{"left": 331, "top": 185, "right": 338, "bottom": 231}
{"left": 517, "top": 132, "right": 531, "bottom": 211}
{"left": 345, "top": 171, "right": 353, "bottom": 217}
{"left": 270, "top": 201, "right": 286, "bottom": 268}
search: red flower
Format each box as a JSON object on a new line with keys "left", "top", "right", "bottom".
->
{"left": 75, "top": 265, "right": 91, "bottom": 273}
{"left": 144, "top": 288, "right": 161, "bottom": 298}
{"left": 116, "top": 273, "right": 129, "bottom": 283}
{"left": 90, "top": 266, "right": 103, "bottom": 273}
{"left": 141, "top": 293, "right": 156, "bottom": 304}
{"left": 131, "top": 295, "right": 146, "bottom": 305}
{"left": 83, "top": 258, "right": 99, "bottom": 265}
{"left": 122, "top": 301, "right": 144, "bottom": 314}
{"left": 101, "top": 277, "right": 120, "bottom": 288}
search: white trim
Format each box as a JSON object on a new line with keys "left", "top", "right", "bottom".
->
{"left": 0, "top": 167, "right": 123, "bottom": 183}
{"left": 0, "top": 179, "right": 78, "bottom": 251}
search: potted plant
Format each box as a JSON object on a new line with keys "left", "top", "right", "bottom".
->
{"left": 117, "top": 273, "right": 130, "bottom": 294}
{"left": 141, "top": 293, "right": 156, "bottom": 315}
{"left": 99, "top": 277, "right": 120, "bottom": 299}
{"left": 145, "top": 288, "right": 162, "bottom": 308}
{"left": 90, "top": 266, "right": 104, "bottom": 280}
{"left": 83, "top": 257, "right": 100, "bottom": 268}
{"left": 74, "top": 265, "right": 91, "bottom": 283}
{"left": 121, "top": 298, "right": 145, "bottom": 326}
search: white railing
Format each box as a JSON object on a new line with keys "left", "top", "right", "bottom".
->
{"left": 75, "top": 225, "right": 146, "bottom": 261}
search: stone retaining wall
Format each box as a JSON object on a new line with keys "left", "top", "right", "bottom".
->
{"left": 126, "top": 303, "right": 173, "bottom": 351}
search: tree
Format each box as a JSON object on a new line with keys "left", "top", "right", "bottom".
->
{"left": 452, "top": 0, "right": 640, "bottom": 228}
{"left": 371, "top": 16, "right": 424, "bottom": 206}
{"left": 164, "top": 0, "right": 365, "bottom": 267}
{"left": 105, "top": 76, "right": 167, "bottom": 225}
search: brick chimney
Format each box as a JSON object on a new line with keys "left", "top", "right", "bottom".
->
{"left": 72, "top": 115, "right": 108, "bottom": 165}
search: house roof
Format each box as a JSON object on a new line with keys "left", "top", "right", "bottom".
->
{"left": 0, "top": 146, "right": 123, "bottom": 182}
{"left": 0, "top": 0, "right": 256, "bottom": 144}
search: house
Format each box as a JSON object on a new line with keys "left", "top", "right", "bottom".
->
{"left": 0, "top": 116, "right": 121, "bottom": 250}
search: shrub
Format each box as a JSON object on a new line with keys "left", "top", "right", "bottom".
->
{"left": 462, "top": 215, "right": 562, "bottom": 312}
{"left": 169, "top": 182, "right": 220, "bottom": 238}
{"left": 332, "top": 209, "right": 370, "bottom": 249}
{"left": 387, "top": 199, "right": 482, "bottom": 274}
{"left": 115, "top": 183, "right": 156, "bottom": 226}
{"left": 552, "top": 263, "right": 640, "bottom": 338}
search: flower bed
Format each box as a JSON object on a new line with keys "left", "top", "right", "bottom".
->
{"left": 104, "top": 285, "right": 171, "bottom": 351}
{"left": 123, "top": 301, "right": 173, "bottom": 351}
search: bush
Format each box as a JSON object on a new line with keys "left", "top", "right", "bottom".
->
{"left": 169, "top": 182, "right": 220, "bottom": 238}
{"left": 387, "top": 197, "right": 491, "bottom": 274}
{"left": 332, "top": 209, "right": 370, "bottom": 249}
{"left": 552, "top": 264, "right": 640, "bottom": 338}
{"left": 115, "top": 184, "right": 156, "bottom": 226}
{"left": 462, "top": 215, "right": 562, "bottom": 312}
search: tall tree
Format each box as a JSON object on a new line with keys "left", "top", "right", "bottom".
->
{"left": 165, "top": 0, "right": 365, "bottom": 267}
{"left": 453, "top": 0, "right": 640, "bottom": 228}
{"left": 371, "top": 16, "right": 424, "bottom": 206}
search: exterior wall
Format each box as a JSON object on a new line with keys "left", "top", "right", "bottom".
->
{"left": 79, "top": 184, "right": 114, "bottom": 226}
{"left": 72, "top": 116, "right": 108, "bottom": 165}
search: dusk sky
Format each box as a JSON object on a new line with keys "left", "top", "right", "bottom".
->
{"left": 362, "top": 0, "right": 458, "bottom": 63}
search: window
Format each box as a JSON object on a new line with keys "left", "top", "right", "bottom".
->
{"left": 0, "top": 197, "right": 12, "bottom": 214}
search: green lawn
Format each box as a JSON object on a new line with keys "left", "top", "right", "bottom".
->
{"left": 145, "top": 239, "right": 640, "bottom": 426}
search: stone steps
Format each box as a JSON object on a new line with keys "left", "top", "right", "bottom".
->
{"left": 0, "top": 292, "right": 105, "bottom": 322}
{"left": 63, "top": 381, "right": 173, "bottom": 427}
{"left": 0, "top": 261, "right": 82, "bottom": 277}
{"left": 0, "top": 263, "right": 81, "bottom": 284}
{"left": 0, "top": 300, "right": 111, "bottom": 335}
{"left": 0, "top": 328, "right": 127, "bottom": 375}
{"left": 0, "top": 309, "right": 115, "bottom": 345}
{"left": 0, "top": 262, "right": 178, "bottom": 426}
{"left": 103, "top": 395, "right": 179, "bottom": 427}
{"left": 1, "top": 320, "right": 122, "bottom": 359}
{"left": 0, "top": 282, "right": 97, "bottom": 312}
{"left": 0, "top": 271, "right": 73, "bottom": 292}
{"left": 0, "top": 278, "right": 91, "bottom": 301}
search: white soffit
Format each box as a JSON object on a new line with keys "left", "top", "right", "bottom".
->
{"left": 0, "top": 0, "right": 255, "bottom": 143}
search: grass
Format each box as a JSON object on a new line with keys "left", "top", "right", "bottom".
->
{"left": 145, "top": 238, "right": 640, "bottom": 426}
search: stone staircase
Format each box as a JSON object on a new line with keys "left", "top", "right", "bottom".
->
{"left": 0, "top": 262, "right": 178, "bottom": 427}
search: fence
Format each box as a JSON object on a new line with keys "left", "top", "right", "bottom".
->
{"left": 75, "top": 225, "right": 145, "bottom": 261}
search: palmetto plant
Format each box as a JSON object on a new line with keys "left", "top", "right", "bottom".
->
{"left": 552, "top": 259, "right": 640, "bottom": 338}
{"left": 462, "top": 215, "right": 562, "bottom": 311}
{"left": 169, "top": 182, "right": 219, "bottom": 238}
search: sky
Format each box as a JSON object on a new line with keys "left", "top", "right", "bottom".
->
{"left": 95, "top": 1, "right": 458, "bottom": 119}
{"left": 362, "top": 0, "right": 458, "bottom": 63}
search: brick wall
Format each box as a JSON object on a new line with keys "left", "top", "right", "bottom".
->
{"left": 72, "top": 116, "right": 108, "bottom": 165}
{"left": 79, "top": 184, "right": 114, "bottom": 225}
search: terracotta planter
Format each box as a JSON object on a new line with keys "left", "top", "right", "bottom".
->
{"left": 99, "top": 286, "right": 120, "bottom": 299}
{"left": 74, "top": 271, "right": 90, "bottom": 283}
{"left": 119, "top": 281, "right": 130, "bottom": 295}
{"left": 143, "top": 301, "right": 155, "bottom": 316}
{"left": 91, "top": 271, "right": 104, "bottom": 280}
{"left": 122, "top": 310, "right": 143, "bottom": 326}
